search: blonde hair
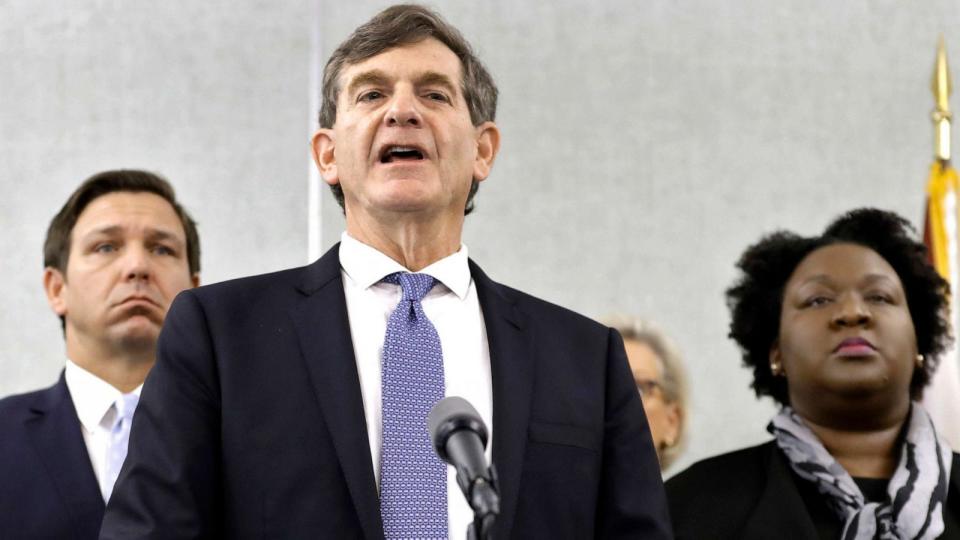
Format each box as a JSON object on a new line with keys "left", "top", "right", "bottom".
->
{"left": 602, "top": 315, "right": 689, "bottom": 471}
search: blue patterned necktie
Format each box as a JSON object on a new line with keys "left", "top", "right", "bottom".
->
{"left": 104, "top": 392, "right": 139, "bottom": 500}
{"left": 379, "top": 272, "right": 447, "bottom": 539}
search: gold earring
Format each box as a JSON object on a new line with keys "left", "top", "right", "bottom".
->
{"left": 770, "top": 360, "right": 783, "bottom": 377}
{"left": 916, "top": 354, "right": 925, "bottom": 368}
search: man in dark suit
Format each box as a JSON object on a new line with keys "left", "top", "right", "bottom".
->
{"left": 0, "top": 170, "right": 200, "bottom": 538}
{"left": 101, "top": 5, "right": 670, "bottom": 539}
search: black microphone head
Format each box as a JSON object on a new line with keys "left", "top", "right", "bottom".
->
{"left": 428, "top": 396, "right": 489, "bottom": 463}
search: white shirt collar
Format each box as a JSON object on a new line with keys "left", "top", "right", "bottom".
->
{"left": 64, "top": 359, "right": 143, "bottom": 432}
{"left": 339, "top": 232, "right": 471, "bottom": 300}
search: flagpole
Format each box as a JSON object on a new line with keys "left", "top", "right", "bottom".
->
{"left": 933, "top": 36, "right": 952, "bottom": 164}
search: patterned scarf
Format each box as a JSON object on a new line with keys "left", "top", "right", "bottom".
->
{"left": 769, "top": 404, "right": 951, "bottom": 539}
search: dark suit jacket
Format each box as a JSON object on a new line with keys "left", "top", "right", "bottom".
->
{"left": 100, "top": 244, "right": 671, "bottom": 539}
{"left": 0, "top": 374, "right": 105, "bottom": 539}
{"left": 666, "top": 440, "right": 960, "bottom": 540}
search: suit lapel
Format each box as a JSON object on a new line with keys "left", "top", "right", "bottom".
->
{"left": 290, "top": 250, "right": 534, "bottom": 539}
{"left": 740, "top": 442, "right": 819, "bottom": 539}
{"left": 471, "top": 261, "right": 534, "bottom": 539}
{"left": 290, "top": 244, "right": 384, "bottom": 540}
{"left": 25, "top": 374, "right": 105, "bottom": 538}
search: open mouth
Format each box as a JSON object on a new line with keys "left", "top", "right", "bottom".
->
{"left": 379, "top": 145, "right": 425, "bottom": 163}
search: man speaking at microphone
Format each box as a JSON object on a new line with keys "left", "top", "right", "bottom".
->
{"left": 102, "top": 5, "right": 669, "bottom": 539}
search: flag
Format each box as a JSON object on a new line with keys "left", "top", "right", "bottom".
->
{"left": 922, "top": 161, "right": 960, "bottom": 451}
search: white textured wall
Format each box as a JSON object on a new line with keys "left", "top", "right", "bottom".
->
{"left": 4, "top": 0, "right": 960, "bottom": 474}
{"left": 1, "top": 1, "right": 311, "bottom": 395}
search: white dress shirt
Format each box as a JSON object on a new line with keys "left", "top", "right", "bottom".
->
{"left": 339, "top": 232, "right": 493, "bottom": 538}
{"left": 64, "top": 359, "right": 143, "bottom": 501}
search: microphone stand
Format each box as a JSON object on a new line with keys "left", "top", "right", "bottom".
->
{"left": 464, "top": 465, "right": 499, "bottom": 540}
{"left": 426, "top": 396, "right": 500, "bottom": 540}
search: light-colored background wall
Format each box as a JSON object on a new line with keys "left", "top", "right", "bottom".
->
{"left": 1, "top": 0, "right": 312, "bottom": 396}
{"left": 3, "top": 0, "right": 959, "bottom": 475}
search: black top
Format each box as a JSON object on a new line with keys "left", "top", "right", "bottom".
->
{"left": 793, "top": 473, "right": 887, "bottom": 538}
{"left": 666, "top": 441, "right": 960, "bottom": 539}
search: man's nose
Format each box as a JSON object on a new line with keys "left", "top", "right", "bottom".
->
{"left": 831, "top": 294, "right": 871, "bottom": 328}
{"left": 384, "top": 89, "right": 422, "bottom": 127}
{"left": 123, "top": 246, "right": 152, "bottom": 282}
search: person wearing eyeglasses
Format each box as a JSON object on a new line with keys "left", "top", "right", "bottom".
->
{"left": 604, "top": 316, "right": 689, "bottom": 472}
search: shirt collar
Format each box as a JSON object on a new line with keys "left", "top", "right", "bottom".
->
{"left": 64, "top": 359, "right": 143, "bottom": 432}
{"left": 339, "top": 231, "right": 471, "bottom": 300}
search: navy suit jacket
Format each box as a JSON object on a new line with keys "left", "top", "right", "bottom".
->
{"left": 0, "top": 374, "right": 105, "bottom": 539}
{"left": 101, "top": 245, "right": 671, "bottom": 539}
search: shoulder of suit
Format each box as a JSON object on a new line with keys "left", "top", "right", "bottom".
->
{"left": 0, "top": 380, "right": 62, "bottom": 424}
{"left": 665, "top": 440, "right": 776, "bottom": 537}
{"left": 477, "top": 273, "right": 608, "bottom": 335}
{"left": 185, "top": 264, "right": 317, "bottom": 305}
{"left": 667, "top": 440, "right": 775, "bottom": 491}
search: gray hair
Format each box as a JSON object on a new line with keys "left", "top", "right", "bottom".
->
{"left": 602, "top": 315, "right": 689, "bottom": 471}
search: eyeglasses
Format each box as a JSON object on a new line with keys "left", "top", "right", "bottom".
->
{"left": 636, "top": 379, "right": 663, "bottom": 398}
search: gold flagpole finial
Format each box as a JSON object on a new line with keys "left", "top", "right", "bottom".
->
{"left": 932, "top": 35, "right": 953, "bottom": 162}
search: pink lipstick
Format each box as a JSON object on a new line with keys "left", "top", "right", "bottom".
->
{"left": 833, "top": 337, "right": 876, "bottom": 357}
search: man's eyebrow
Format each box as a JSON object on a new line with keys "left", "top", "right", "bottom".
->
{"left": 345, "top": 70, "right": 392, "bottom": 98}
{"left": 80, "top": 225, "right": 124, "bottom": 239}
{"left": 144, "top": 228, "right": 185, "bottom": 246}
{"left": 416, "top": 71, "right": 459, "bottom": 96}
{"left": 79, "top": 225, "right": 184, "bottom": 246}
{"left": 343, "top": 70, "right": 461, "bottom": 99}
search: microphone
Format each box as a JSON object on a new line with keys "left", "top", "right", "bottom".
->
{"left": 428, "top": 396, "right": 499, "bottom": 540}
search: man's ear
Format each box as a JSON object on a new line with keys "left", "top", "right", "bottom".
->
{"left": 43, "top": 267, "right": 68, "bottom": 317}
{"left": 311, "top": 128, "right": 339, "bottom": 186}
{"left": 472, "top": 121, "right": 500, "bottom": 182}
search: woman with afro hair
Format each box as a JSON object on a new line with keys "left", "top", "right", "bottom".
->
{"left": 667, "top": 208, "right": 960, "bottom": 540}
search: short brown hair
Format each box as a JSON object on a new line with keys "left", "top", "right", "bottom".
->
{"left": 44, "top": 169, "right": 201, "bottom": 276}
{"left": 319, "top": 4, "right": 498, "bottom": 214}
